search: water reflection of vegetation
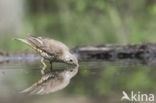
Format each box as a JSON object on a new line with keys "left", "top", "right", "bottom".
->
{"left": 64, "top": 62, "right": 156, "bottom": 99}
{"left": 0, "top": 62, "right": 155, "bottom": 102}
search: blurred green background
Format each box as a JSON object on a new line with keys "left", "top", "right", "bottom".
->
{"left": 0, "top": 0, "right": 156, "bottom": 51}
{"left": 0, "top": 1, "right": 156, "bottom": 102}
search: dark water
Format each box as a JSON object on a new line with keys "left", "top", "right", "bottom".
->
{"left": 0, "top": 60, "right": 156, "bottom": 103}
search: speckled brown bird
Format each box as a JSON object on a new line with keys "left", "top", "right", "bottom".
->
{"left": 15, "top": 35, "right": 78, "bottom": 75}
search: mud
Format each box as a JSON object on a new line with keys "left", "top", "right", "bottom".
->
{"left": 72, "top": 43, "right": 156, "bottom": 65}
{"left": 1, "top": 43, "right": 156, "bottom": 65}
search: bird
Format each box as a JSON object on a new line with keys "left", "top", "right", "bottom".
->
{"left": 14, "top": 35, "right": 78, "bottom": 75}
{"left": 21, "top": 66, "right": 78, "bottom": 95}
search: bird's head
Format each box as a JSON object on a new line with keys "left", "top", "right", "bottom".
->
{"left": 62, "top": 52, "right": 78, "bottom": 66}
{"left": 63, "top": 66, "right": 79, "bottom": 79}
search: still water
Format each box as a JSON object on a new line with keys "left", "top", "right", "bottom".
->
{"left": 0, "top": 60, "right": 156, "bottom": 103}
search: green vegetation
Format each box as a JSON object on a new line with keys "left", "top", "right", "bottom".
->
{"left": 0, "top": 0, "right": 156, "bottom": 51}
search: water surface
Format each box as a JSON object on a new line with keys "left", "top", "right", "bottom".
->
{"left": 0, "top": 60, "right": 156, "bottom": 103}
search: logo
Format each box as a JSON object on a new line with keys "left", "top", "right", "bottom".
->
{"left": 121, "top": 91, "right": 155, "bottom": 102}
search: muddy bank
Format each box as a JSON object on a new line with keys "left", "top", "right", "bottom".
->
{"left": 72, "top": 43, "right": 156, "bottom": 65}
{"left": 1, "top": 43, "right": 156, "bottom": 64}
{"left": 0, "top": 50, "right": 40, "bottom": 63}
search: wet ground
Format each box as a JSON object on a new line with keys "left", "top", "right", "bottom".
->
{"left": 0, "top": 59, "right": 156, "bottom": 103}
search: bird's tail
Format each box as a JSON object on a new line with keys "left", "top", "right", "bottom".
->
{"left": 14, "top": 38, "right": 35, "bottom": 48}
{"left": 20, "top": 79, "right": 41, "bottom": 95}
{"left": 21, "top": 73, "right": 52, "bottom": 95}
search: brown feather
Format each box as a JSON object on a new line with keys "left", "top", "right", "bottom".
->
{"left": 27, "top": 35, "right": 68, "bottom": 57}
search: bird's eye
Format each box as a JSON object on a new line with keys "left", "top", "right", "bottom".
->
{"left": 69, "top": 59, "right": 73, "bottom": 62}
{"left": 70, "top": 70, "right": 73, "bottom": 72}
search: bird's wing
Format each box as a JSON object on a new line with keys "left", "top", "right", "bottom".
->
{"left": 27, "top": 35, "right": 69, "bottom": 56}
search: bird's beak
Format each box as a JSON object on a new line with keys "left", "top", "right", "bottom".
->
{"left": 74, "top": 63, "right": 79, "bottom": 66}
{"left": 73, "top": 60, "right": 79, "bottom": 67}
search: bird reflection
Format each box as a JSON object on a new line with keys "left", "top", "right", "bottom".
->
{"left": 21, "top": 66, "right": 78, "bottom": 95}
